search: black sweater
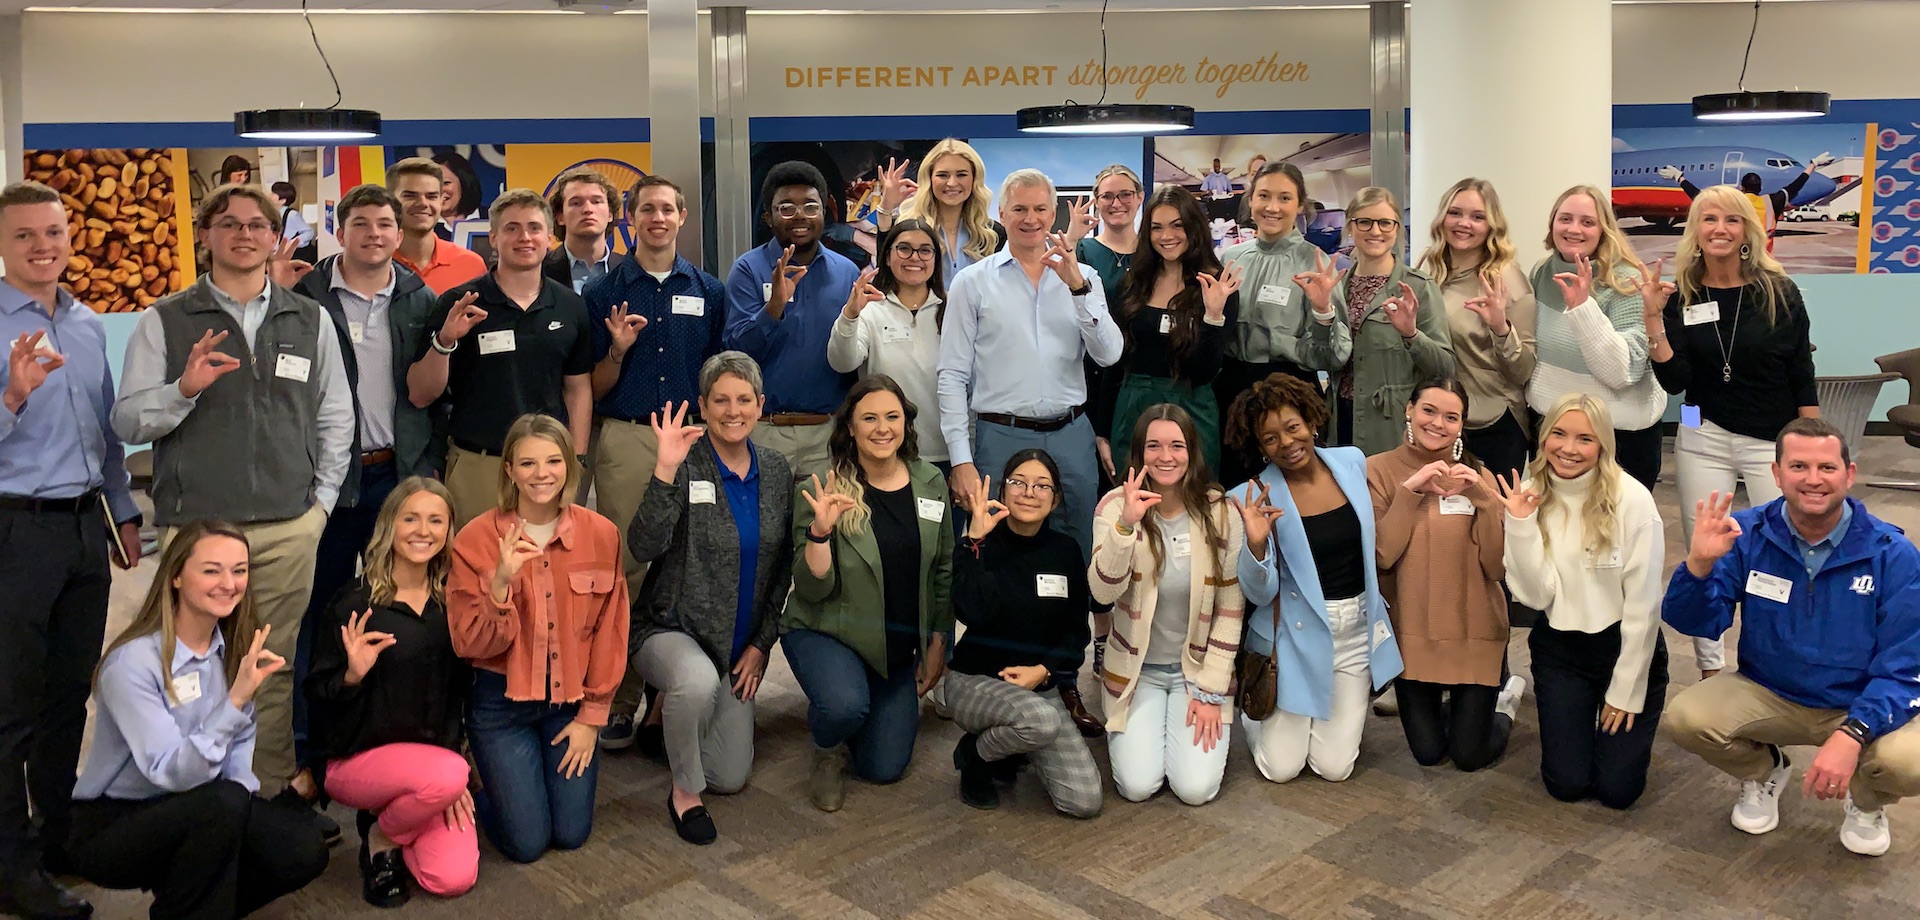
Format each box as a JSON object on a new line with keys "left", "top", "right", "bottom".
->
{"left": 305, "top": 582, "right": 470, "bottom": 762}
{"left": 950, "top": 525, "right": 1092, "bottom": 678}
{"left": 1651, "top": 281, "right": 1817, "bottom": 441}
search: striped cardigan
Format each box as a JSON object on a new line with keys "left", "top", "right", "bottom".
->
{"left": 1088, "top": 486, "right": 1246, "bottom": 733}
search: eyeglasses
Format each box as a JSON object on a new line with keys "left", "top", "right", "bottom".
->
{"left": 891, "top": 244, "right": 936, "bottom": 260}
{"left": 1348, "top": 217, "right": 1401, "bottom": 232}
{"left": 772, "top": 203, "right": 824, "bottom": 219}
{"left": 1004, "top": 478, "right": 1056, "bottom": 496}
{"left": 211, "top": 219, "right": 275, "bottom": 235}
{"left": 1096, "top": 191, "right": 1139, "bottom": 204}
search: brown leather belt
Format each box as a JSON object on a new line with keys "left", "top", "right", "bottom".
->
{"left": 767, "top": 412, "right": 831, "bottom": 427}
{"left": 361, "top": 448, "right": 395, "bottom": 466}
{"left": 976, "top": 407, "right": 1084, "bottom": 433}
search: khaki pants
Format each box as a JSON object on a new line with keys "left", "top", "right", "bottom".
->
{"left": 444, "top": 443, "right": 502, "bottom": 532}
{"left": 749, "top": 422, "right": 832, "bottom": 483}
{"left": 592, "top": 417, "right": 658, "bottom": 716}
{"left": 160, "top": 504, "right": 328, "bottom": 797}
{"left": 1664, "top": 672, "right": 1920, "bottom": 811}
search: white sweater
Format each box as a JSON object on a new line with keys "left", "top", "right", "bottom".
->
{"left": 826, "top": 291, "right": 947, "bottom": 461}
{"left": 1503, "top": 468, "right": 1664, "bottom": 713}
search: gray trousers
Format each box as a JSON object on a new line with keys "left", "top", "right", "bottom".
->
{"left": 944, "top": 672, "right": 1103, "bottom": 818}
{"left": 634, "top": 631, "right": 755, "bottom": 795}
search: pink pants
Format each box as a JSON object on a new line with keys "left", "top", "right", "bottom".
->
{"left": 325, "top": 743, "right": 478, "bottom": 897}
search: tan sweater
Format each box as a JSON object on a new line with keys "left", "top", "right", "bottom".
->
{"left": 1365, "top": 445, "right": 1508, "bottom": 687}
{"left": 1439, "top": 262, "right": 1537, "bottom": 430}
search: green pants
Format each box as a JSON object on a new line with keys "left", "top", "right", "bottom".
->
{"left": 1109, "top": 374, "right": 1221, "bottom": 481}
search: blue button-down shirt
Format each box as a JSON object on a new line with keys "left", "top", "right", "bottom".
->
{"left": 722, "top": 444, "right": 761, "bottom": 661}
{"left": 0, "top": 280, "right": 137, "bottom": 523}
{"left": 934, "top": 249, "right": 1124, "bottom": 466}
{"left": 73, "top": 629, "right": 258, "bottom": 801}
{"left": 1790, "top": 499, "right": 1853, "bottom": 578}
{"left": 724, "top": 240, "right": 861, "bottom": 414}
{"left": 585, "top": 255, "right": 727, "bottom": 422}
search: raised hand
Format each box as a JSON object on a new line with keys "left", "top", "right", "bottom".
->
{"left": 1402, "top": 459, "right": 1454, "bottom": 496}
{"left": 1064, "top": 196, "right": 1097, "bottom": 244}
{"left": 966, "top": 475, "right": 1010, "bottom": 539}
{"left": 1552, "top": 253, "right": 1595, "bottom": 307}
{"left": 341, "top": 608, "right": 398, "bottom": 686}
{"left": 803, "top": 471, "right": 859, "bottom": 536}
{"left": 603, "top": 301, "right": 647, "bottom": 356}
{"left": 1383, "top": 281, "right": 1420, "bottom": 338}
{"left": 494, "top": 520, "right": 543, "bottom": 589}
{"left": 769, "top": 245, "right": 809, "bottom": 308}
{"left": 843, "top": 266, "right": 885, "bottom": 319}
{"left": 439, "top": 291, "right": 488, "bottom": 344}
{"left": 1493, "top": 470, "right": 1542, "bottom": 519}
{"left": 1197, "top": 262, "right": 1245, "bottom": 320}
{"left": 1292, "top": 248, "right": 1339, "bottom": 316}
{"left": 268, "top": 237, "right": 314, "bottom": 289}
{"left": 1656, "top": 165, "right": 1684, "bottom": 182}
{"left": 877, "top": 157, "right": 917, "bottom": 212}
{"left": 177, "top": 330, "right": 243, "bottom": 398}
{"left": 228, "top": 625, "right": 285, "bottom": 708}
{"left": 1230, "top": 480, "right": 1284, "bottom": 548}
{"left": 1117, "top": 466, "right": 1164, "bottom": 529}
{"left": 1462, "top": 274, "right": 1511, "bottom": 335}
{"left": 1636, "top": 257, "right": 1676, "bottom": 320}
{"left": 1808, "top": 151, "right": 1836, "bottom": 171}
{"left": 1685, "top": 490, "right": 1743, "bottom": 577}
{"left": 5, "top": 331, "right": 65, "bottom": 411}
{"left": 1043, "top": 232, "right": 1087, "bottom": 290}
{"left": 649, "top": 401, "right": 706, "bottom": 480}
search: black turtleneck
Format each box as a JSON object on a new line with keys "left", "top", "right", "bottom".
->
{"left": 949, "top": 523, "right": 1092, "bottom": 678}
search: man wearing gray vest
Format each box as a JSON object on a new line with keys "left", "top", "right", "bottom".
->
{"left": 112, "top": 183, "right": 354, "bottom": 804}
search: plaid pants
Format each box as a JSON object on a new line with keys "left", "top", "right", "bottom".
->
{"left": 943, "top": 672, "right": 1103, "bottom": 818}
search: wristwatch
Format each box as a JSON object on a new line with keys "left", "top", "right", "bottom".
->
{"left": 1838, "top": 718, "right": 1871, "bottom": 745}
{"left": 1068, "top": 280, "right": 1094, "bottom": 297}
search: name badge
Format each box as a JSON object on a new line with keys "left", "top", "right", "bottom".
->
{"left": 1036, "top": 573, "right": 1069, "bottom": 598}
{"left": 916, "top": 497, "right": 945, "bottom": 523}
{"left": 347, "top": 321, "right": 365, "bottom": 344}
{"left": 761, "top": 282, "right": 773, "bottom": 303}
{"left": 1158, "top": 313, "right": 1171, "bottom": 335}
{"left": 1747, "top": 570, "right": 1792, "bottom": 604}
{"left": 1585, "top": 547, "right": 1624, "bottom": 569}
{"left": 1438, "top": 494, "right": 1475, "bottom": 516}
{"left": 1258, "top": 284, "right": 1292, "bottom": 307}
{"left": 689, "top": 481, "right": 716, "bottom": 505}
{"left": 881, "top": 325, "right": 913, "bottom": 344}
{"left": 273, "top": 353, "right": 311, "bottom": 383}
{"left": 1169, "top": 531, "right": 1192, "bottom": 559}
{"left": 477, "top": 330, "right": 517, "bottom": 355}
{"left": 171, "top": 672, "right": 202, "bottom": 705}
{"left": 671, "top": 295, "right": 705, "bottom": 317}
{"left": 1683, "top": 301, "right": 1720, "bottom": 326}
{"left": 1371, "top": 619, "right": 1391, "bottom": 653}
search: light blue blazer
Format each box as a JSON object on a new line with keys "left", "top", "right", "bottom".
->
{"left": 1235, "top": 445, "right": 1404, "bottom": 722}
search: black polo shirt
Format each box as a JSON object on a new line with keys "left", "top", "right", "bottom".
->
{"left": 420, "top": 271, "right": 594, "bottom": 454}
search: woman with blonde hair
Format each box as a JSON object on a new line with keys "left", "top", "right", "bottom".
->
{"left": 1418, "top": 178, "right": 1537, "bottom": 478}
{"left": 875, "top": 138, "right": 1003, "bottom": 280}
{"left": 307, "top": 477, "right": 478, "bottom": 906}
{"left": 1300, "top": 185, "right": 1456, "bottom": 455}
{"left": 1526, "top": 186, "right": 1664, "bottom": 489}
{"left": 447, "top": 414, "right": 628, "bottom": 863}
{"left": 1645, "top": 184, "right": 1817, "bottom": 678}
{"left": 1075, "top": 163, "right": 1145, "bottom": 308}
{"left": 67, "top": 520, "right": 329, "bottom": 919}
{"left": 1495, "top": 393, "right": 1667, "bottom": 809}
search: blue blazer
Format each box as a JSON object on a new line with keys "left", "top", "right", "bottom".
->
{"left": 1235, "top": 445, "right": 1403, "bottom": 721}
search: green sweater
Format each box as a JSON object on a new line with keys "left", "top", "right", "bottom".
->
{"left": 1220, "top": 232, "right": 1323, "bottom": 366}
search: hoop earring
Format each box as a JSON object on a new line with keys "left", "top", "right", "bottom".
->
{"left": 1739, "top": 243, "right": 1752, "bottom": 261}
{"left": 1452, "top": 438, "right": 1464, "bottom": 461}
{"left": 1404, "top": 420, "right": 1414, "bottom": 445}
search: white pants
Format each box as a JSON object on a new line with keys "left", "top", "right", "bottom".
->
{"left": 1107, "top": 664, "right": 1230, "bottom": 805}
{"left": 1243, "top": 596, "right": 1371, "bottom": 783}
{"left": 1675, "top": 420, "right": 1783, "bottom": 672}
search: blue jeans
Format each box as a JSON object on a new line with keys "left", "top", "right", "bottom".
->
{"left": 781, "top": 629, "right": 921, "bottom": 783}
{"left": 465, "top": 670, "right": 599, "bottom": 863}
{"left": 294, "top": 459, "right": 399, "bottom": 767}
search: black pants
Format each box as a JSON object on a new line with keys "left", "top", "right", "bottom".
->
{"left": 1464, "top": 409, "right": 1530, "bottom": 482}
{"left": 293, "top": 460, "right": 399, "bottom": 766}
{"left": 1214, "top": 357, "right": 1319, "bottom": 488}
{"left": 66, "top": 781, "right": 328, "bottom": 920}
{"left": 1396, "top": 679, "right": 1512, "bottom": 772}
{"left": 1529, "top": 620, "right": 1668, "bottom": 810}
{"left": 1612, "top": 424, "right": 1664, "bottom": 492}
{"left": 0, "top": 506, "right": 110, "bottom": 874}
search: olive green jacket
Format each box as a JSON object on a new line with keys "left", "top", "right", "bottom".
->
{"left": 783, "top": 459, "right": 955, "bottom": 676}
{"left": 1300, "top": 260, "right": 1455, "bottom": 455}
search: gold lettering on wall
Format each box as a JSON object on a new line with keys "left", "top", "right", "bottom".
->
{"left": 781, "top": 53, "right": 1309, "bottom": 100}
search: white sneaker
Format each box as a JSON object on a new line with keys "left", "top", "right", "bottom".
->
{"left": 1731, "top": 760, "right": 1790, "bottom": 835}
{"left": 1840, "top": 795, "right": 1891, "bottom": 856}
{"left": 1495, "top": 676, "right": 1526, "bottom": 720}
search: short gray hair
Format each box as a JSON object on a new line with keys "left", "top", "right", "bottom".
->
{"left": 699, "top": 350, "right": 763, "bottom": 398}
{"left": 998, "top": 168, "right": 1056, "bottom": 206}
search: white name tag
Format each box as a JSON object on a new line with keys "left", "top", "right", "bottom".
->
{"left": 1158, "top": 313, "right": 1171, "bottom": 335}
{"left": 689, "top": 481, "right": 716, "bottom": 505}
{"left": 1438, "top": 494, "right": 1475, "bottom": 516}
{"left": 347, "top": 321, "right": 365, "bottom": 344}
{"left": 1371, "top": 619, "right": 1391, "bottom": 653}
{"left": 1169, "top": 531, "right": 1192, "bottom": 558}
{"left": 1036, "top": 573, "right": 1069, "bottom": 598}
{"left": 171, "top": 672, "right": 202, "bottom": 705}
{"left": 1683, "top": 301, "right": 1721, "bottom": 326}
{"left": 916, "top": 496, "right": 945, "bottom": 523}
{"left": 671, "top": 295, "right": 705, "bottom": 317}
{"left": 273, "top": 353, "right": 311, "bottom": 383}
{"left": 761, "top": 282, "right": 773, "bottom": 303}
{"left": 881, "top": 325, "right": 912, "bottom": 344}
{"left": 1585, "top": 547, "right": 1624, "bottom": 569}
{"left": 1258, "top": 284, "right": 1292, "bottom": 307}
{"left": 477, "top": 329, "right": 517, "bottom": 355}
{"left": 1747, "top": 570, "right": 1792, "bottom": 604}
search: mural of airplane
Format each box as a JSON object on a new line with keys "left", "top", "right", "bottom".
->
{"left": 1611, "top": 145, "right": 1840, "bottom": 225}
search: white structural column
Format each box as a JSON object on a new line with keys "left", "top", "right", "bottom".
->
{"left": 1409, "top": 0, "right": 1611, "bottom": 258}
{"left": 0, "top": 14, "right": 22, "bottom": 189}
{"left": 710, "top": 6, "right": 751, "bottom": 270}
{"left": 649, "top": 0, "right": 702, "bottom": 265}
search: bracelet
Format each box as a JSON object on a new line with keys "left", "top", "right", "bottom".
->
{"left": 806, "top": 528, "right": 832, "bottom": 544}
{"left": 1113, "top": 521, "right": 1136, "bottom": 536}
{"left": 430, "top": 331, "right": 457, "bottom": 355}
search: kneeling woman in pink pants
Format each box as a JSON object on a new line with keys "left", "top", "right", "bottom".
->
{"left": 307, "top": 477, "right": 478, "bottom": 907}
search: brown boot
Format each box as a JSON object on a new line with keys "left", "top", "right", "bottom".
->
{"left": 809, "top": 746, "right": 848, "bottom": 812}
{"left": 1058, "top": 684, "right": 1102, "bottom": 738}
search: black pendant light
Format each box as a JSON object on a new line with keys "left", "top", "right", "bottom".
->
{"left": 1692, "top": 1, "right": 1829, "bottom": 122}
{"left": 237, "top": 0, "right": 383, "bottom": 141}
{"left": 1017, "top": 0, "right": 1193, "bottom": 136}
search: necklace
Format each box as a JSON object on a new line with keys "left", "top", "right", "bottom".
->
{"left": 1711, "top": 285, "right": 1743, "bottom": 383}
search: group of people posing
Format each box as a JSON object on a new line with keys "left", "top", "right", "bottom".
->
{"left": 0, "top": 136, "right": 1916, "bottom": 920}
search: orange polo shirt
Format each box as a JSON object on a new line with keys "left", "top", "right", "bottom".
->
{"left": 396, "top": 235, "right": 488, "bottom": 296}
{"left": 448, "top": 504, "right": 630, "bottom": 726}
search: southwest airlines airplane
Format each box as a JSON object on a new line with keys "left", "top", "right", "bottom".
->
{"left": 1611, "top": 146, "right": 1838, "bottom": 225}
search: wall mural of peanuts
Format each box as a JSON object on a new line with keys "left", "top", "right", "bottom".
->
{"left": 22, "top": 147, "right": 197, "bottom": 314}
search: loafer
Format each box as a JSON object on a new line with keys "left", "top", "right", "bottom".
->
{"left": 362, "top": 848, "right": 410, "bottom": 909}
{"left": 668, "top": 792, "right": 718, "bottom": 845}
{"left": 0, "top": 868, "right": 91, "bottom": 920}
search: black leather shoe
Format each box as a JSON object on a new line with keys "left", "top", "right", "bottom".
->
{"left": 668, "top": 793, "right": 718, "bottom": 846}
{"left": 953, "top": 734, "right": 1000, "bottom": 810}
{"left": 636, "top": 686, "right": 668, "bottom": 763}
{"left": 272, "top": 786, "right": 342, "bottom": 848}
{"left": 0, "top": 868, "right": 92, "bottom": 920}
{"left": 1058, "top": 685, "right": 1102, "bottom": 738}
{"left": 362, "top": 848, "right": 410, "bottom": 909}
{"left": 990, "top": 752, "right": 1029, "bottom": 785}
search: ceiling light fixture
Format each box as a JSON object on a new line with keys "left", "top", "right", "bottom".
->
{"left": 236, "top": 0, "right": 382, "bottom": 141}
{"left": 1692, "top": 1, "right": 1828, "bottom": 122}
{"left": 1016, "top": 0, "right": 1193, "bottom": 136}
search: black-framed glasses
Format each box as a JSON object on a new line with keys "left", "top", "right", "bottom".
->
{"left": 773, "top": 203, "right": 824, "bottom": 219}
{"left": 891, "top": 244, "right": 936, "bottom": 260}
{"left": 1349, "top": 217, "right": 1401, "bottom": 232}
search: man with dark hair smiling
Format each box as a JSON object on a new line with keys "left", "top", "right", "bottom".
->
{"left": 724, "top": 161, "right": 861, "bottom": 478}
{"left": 1663, "top": 417, "right": 1920, "bottom": 857}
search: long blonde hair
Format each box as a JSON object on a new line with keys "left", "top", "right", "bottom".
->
{"left": 899, "top": 138, "right": 998, "bottom": 261}
{"left": 1419, "top": 177, "right": 1516, "bottom": 287}
{"left": 98, "top": 521, "right": 260, "bottom": 704}
{"left": 1673, "top": 184, "right": 1789, "bottom": 325}
{"left": 497, "top": 414, "right": 582, "bottom": 511}
{"left": 1526, "top": 393, "right": 1625, "bottom": 557}
{"left": 1543, "top": 185, "right": 1644, "bottom": 295}
{"left": 363, "top": 476, "right": 457, "bottom": 608}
